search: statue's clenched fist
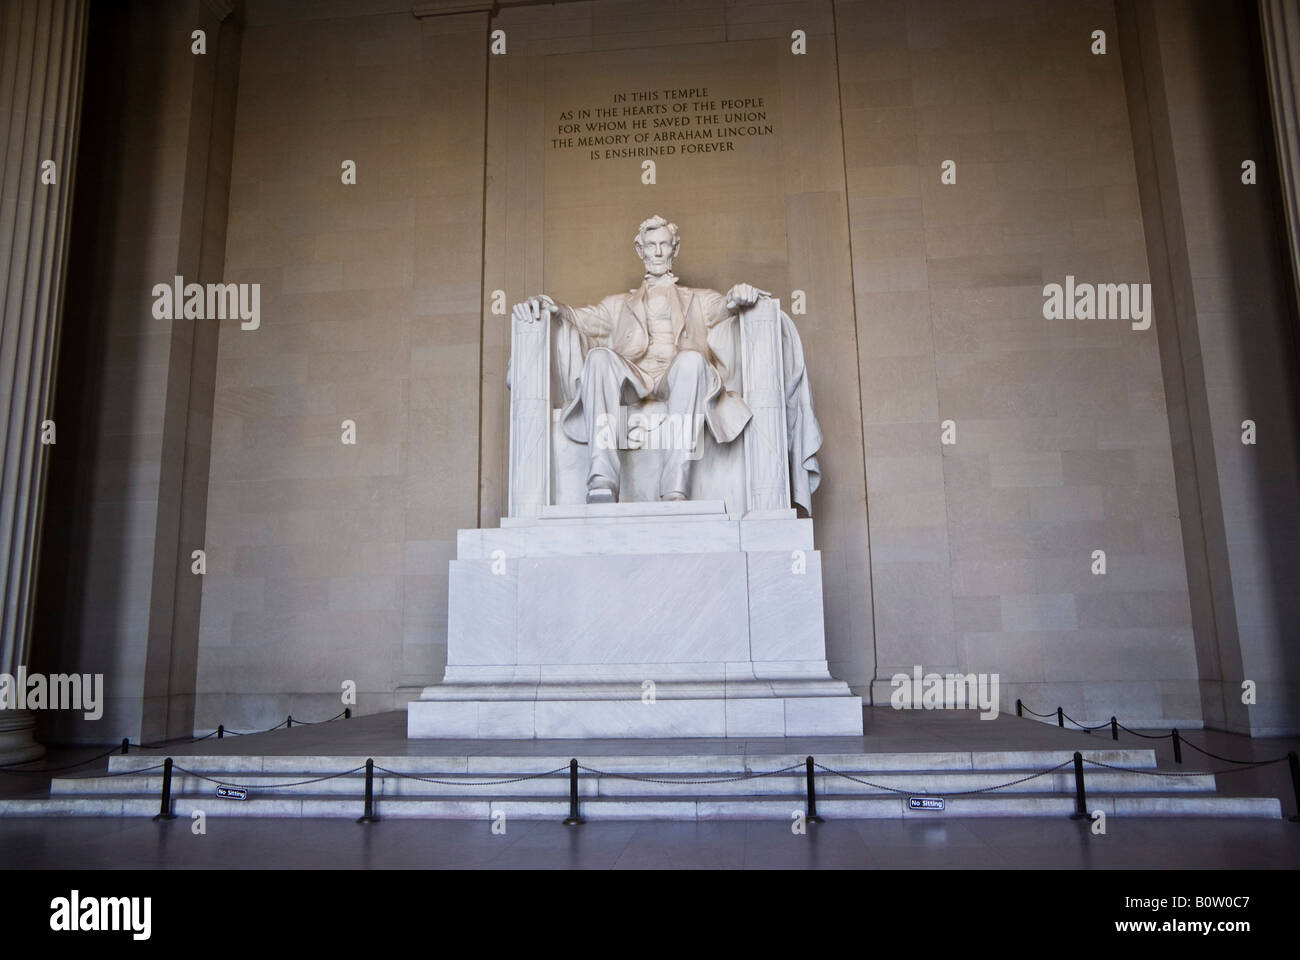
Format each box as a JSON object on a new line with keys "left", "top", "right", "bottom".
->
{"left": 512, "top": 294, "right": 560, "bottom": 324}
{"left": 725, "top": 283, "right": 768, "bottom": 310}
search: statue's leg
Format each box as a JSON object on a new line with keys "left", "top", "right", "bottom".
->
{"left": 659, "top": 350, "right": 709, "bottom": 500}
{"left": 578, "top": 347, "right": 626, "bottom": 502}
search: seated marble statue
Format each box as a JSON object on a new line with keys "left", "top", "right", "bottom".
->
{"left": 512, "top": 214, "right": 822, "bottom": 511}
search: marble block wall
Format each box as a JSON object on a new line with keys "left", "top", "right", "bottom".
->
{"left": 193, "top": 2, "right": 489, "bottom": 729}
{"left": 835, "top": 0, "right": 1201, "bottom": 724}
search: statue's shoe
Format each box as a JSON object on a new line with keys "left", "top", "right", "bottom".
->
{"left": 586, "top": 482, "right": 617, "bottom": 504}
{"left": 661, "top": 491, "right": 687, "bottom": 502}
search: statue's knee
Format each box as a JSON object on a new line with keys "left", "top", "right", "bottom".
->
{"left": 676, "top": 348, "right": 707, "bottom": 369}
{"left": 672, "top": 350, "right": 708, "bottom": 378}
{"left": 583, "top": 347, "right": 619, "bottom": 376}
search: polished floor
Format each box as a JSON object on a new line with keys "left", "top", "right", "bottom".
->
{"left": 2, "top": 813, "right": 1298, "bottom": 869}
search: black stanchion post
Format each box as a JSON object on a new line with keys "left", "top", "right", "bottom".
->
{"left": 217, "top": 724, "right": 224, "bottom": 740}
{"left": 1016, "top": 698, "right": 1023, "bottom": 718}
{"left": 287, "top": 714, "right": 293, "bottom": 729}
{"left": 357, "top": 758, "right": 379, "bottom": 823}
{"left": 1110, "top": 717, "right": 1118, "bottom": 741}
{"left": 1171, "top": 729, "right": 1182, "bottom": 764}
{"left": 120, "top": 738, "right": 129, "bottom": 755}
{"left": 1056, "top": 707, "right": 1065, "bottom": 728}
{"left": 153, "top": 758, "right": 177, "bottom": 821}
{"left": 805, "top": 756, "right": 824, "bottom": 824}
{"left": 1069, "top": 751, "right": 1090, "bottom": 820}
{"left": 1287, "top": 752, "right": 1300, "bottom": 823}
{"left": 345, "top": 708, "right": 351, "bottom": 719}
{"left": 563, "top": 759, "right": 584, "bottom": 826}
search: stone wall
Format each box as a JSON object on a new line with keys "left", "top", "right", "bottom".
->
{"left": 837, "top": 0, "right": 1199, "bottom": 725}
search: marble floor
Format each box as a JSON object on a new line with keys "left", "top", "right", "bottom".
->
{"left": 3, "top": 708, "right": 1298, "bottom": 867}
{"left": 1, "top": 812, "right": 1298, "bottom": 869}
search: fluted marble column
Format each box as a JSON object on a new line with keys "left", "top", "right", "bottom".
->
{"left": 1260, "top": 0, "right": 1300, "bottom": 330}
{"left": 0, "top": 0, "right": 89, "bottom": 763}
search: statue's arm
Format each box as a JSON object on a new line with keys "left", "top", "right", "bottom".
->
{"left": 558, "top": 299, "right": 615, "bottom": 342}
{"left": 699, "top": 288, "right": 732, "bottom": 328}
{"left": 511, "top": 294, "right": 613, "bottom": 342}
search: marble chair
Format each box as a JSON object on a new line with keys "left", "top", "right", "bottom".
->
{"left": 507, "top": 295, "right": 795, "bottom": 518}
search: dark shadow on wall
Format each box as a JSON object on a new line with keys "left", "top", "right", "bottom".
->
{"left": 144, "top": 4, "right": 243, "bottom": 744}
{"left": 30, "top": 0, "right": 162, "bottom": 745}
{"left": 1116, "top": 0, "right": 1237, "bottom": 731}
{"left": 1185, "top": 0, "right": 1300, "bottom": 734}
{"left": 1118, "top": 0, "right": 1300, "bottom": 735}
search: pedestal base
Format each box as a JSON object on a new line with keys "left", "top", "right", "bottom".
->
{"left": 408, "top": 693, "right": 864, "bottom": 739}
{"left": 409, "top": 502, "right": 863, "bottom": 739}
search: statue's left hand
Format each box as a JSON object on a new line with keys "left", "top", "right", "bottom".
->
{"left": 511, "top": 294, "right": 559, "bottom": 325}
{"left": 725, "top": 283, "right": 769, "bottom": 310}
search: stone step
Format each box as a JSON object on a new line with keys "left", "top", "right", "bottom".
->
{"left": 101, "top": 747, "right": 1162, "bottom": 776}
{"left": 7, "top": 745, "right": 1275, "bottom": 821}
{"left": 0, "top": 792, "right": 1281, "bottom": 820}
{"left": 46, "top": 769, "right": 1219, "bottom": 798}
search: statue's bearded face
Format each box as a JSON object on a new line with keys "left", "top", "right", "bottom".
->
{"left": 636, "top": 225, "right": 677, "bottom": 276}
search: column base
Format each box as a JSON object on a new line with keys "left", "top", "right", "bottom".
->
{"left": 0, "top": 710, "right": 45, "bottom": 765}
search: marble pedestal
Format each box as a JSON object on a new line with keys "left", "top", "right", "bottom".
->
{"left": 408, "top": 501, "right": 862, "bottom": 738}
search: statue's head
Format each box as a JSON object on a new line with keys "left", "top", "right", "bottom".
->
{"left": 634, "top": 215, "right": 680, "bottom": 277}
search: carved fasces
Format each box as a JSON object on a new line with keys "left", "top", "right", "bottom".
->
{"left": 508, "top": 299, "right": 552, "bottom": 518}
{"left": 739, "top": 297, "right": 791, "bottom": 513}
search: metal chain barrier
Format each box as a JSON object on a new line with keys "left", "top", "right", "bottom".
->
{"left": 1018, "top": 703, "right": 1056, "bottom": 718}
{"left": 1020, "top": 699, "right": 1292, "bottom": 765}
{"left": 1061, "top": 712, "right": 1112, "bottom": 732}
{"left": 0, "top": 744, "right": 126, "bottom": 776}
{"left": 9, "top": 698, "right": 1297, "bottom": 824}
{"left": 0, "top": 707, "right": 355, "bottom": 772}
{"left": 1082, "top": 756, "right": 1285, "bottom": 777}
{"left": 9, "top": 748, "right": 1298, "bottom": 826}
{"left": 234, "top": 719, "right": 288, "bottom": 735}
{"left": 2, "top": 760, "right": 171, "bottom": 781}
{"left": 84, "top": 762, "right": 170, "bottom": 779}
{"left": 278, "top": 710, "right": 349, "bottom": 727}
{"left": 134, "top": 730, "right": 220, "bottom": 750}
{"left": 575, "top": 761, "right": 804, "bottom": 785}
{"left": 170, "top": 764, "right": 368, "bottom": 790}
{"left": 812, "top": 758, "right": 1074, "bottom": 797}
{"left": 372, "top": 764, "right": 570, "bottom": 787}
{"left": 1178, "top": 737, "right": 1276, "bottom": 765}
{"left": 1115, "top": 722, "right": 1173, "bottom": 740}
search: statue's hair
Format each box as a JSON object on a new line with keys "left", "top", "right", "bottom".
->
{"left": 634, "top": 215, "right": 680, "bottom": 252}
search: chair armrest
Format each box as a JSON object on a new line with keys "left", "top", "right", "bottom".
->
{"left": 507, "top": 312, "right": 552, "bottom": 518}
